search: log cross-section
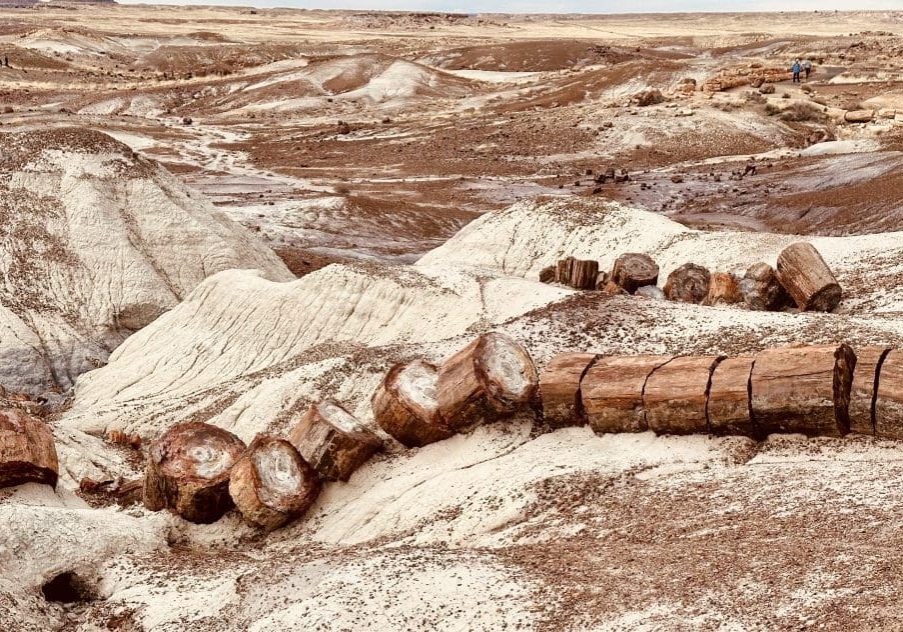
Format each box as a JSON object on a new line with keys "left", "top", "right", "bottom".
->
{"left": 645, "top": 356, "right": 723, "bottom": 435}
{"left": 610, "top": 253, "right": 659, "bottom": 294}
{"left": 143, "top": 422, "right": 246, "bottom": 524}
{"left": 229, "top": 435, "right": 321, "bottom": 531}
{"left": 581, "top": 355, "right": 673, "bottom": 434}
{"left": 372, "top": 359, "right": 450, "bottom": 448}
{"left": 539, "top": 352, "right": 597, "bottom": 429}
{"left": 663, "top": 263, "right": 711, "bottom": 303}
{"left": 707, "top": 356, "right": 757, "bottom": 437}
{"left": 750, "top": 344, "right": 856, "bottom": 437}
{"left": 849, "top": 346, "right": 890, "bottom": 435}
{"left": 0, "top": 408, "right": 58, "bottom": 489}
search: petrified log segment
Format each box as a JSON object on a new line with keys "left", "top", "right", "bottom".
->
{"left": 539, "top": 353, "right": 597, "bottom": 429}
{"left": 581, "top": 355, "right": 673, "bottom": 434}
{"left": 610, "top": 253, "right": 659, "bottom": 294}
{"left": 875, "top": 350, "right": 903, "bottom": 439}
{"left": 372, "top": 359, "right": 450, "bottom": 448}
{"left": 739, "top": 262, "right": 790, "bottom": 311}
{"left": 289, "top": 400, "right": 382, "bottom": 482}
{"left": 143, "top": 422, "right": 246, "bottom": 523}
{"left": 707, "top": 356, "right": 756, "bottom": 437}
{"left": 645, "top": 356, "right": 722, "bottom": 435}
{"left": 0, "top": 408, "right": 58, "bottom": 489}
{"left": 775, "top": 242, "right": 842, "bottom": 312}
{"left": 750, "top": 344, "right": 855, "bottom": 437}
{"left": 437, "top": 332, "right": 538, "bottom": 432}
{"left": 848, "top": 346, "right": 890, "bottom": 435}
{"left": 663, "top": 263, "right": 711, "bottom": 303}
{"left": 703, "top": 273, "right": 742, "bottom": 306}
{"left": 538, "top": 265, "right": 556, "bottom": 283}
{"left": 229, "top": 435, "right": 321, "bottom": 530}
{"left": 556, "top": 257, "right": 576, "bottom": 284}
{"left": 569, "top": 259, "right": 599, "bottom": 290}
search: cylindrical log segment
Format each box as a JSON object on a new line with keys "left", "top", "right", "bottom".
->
{"left": 707, "top": 356, "right": 756, "bottom": 437}
{"left": 437, "top": 333, "right": 538, "bottom": 432}
{"left": 750, "top": 344, "right": 855, "bottom": 437}
{"left": 0, "top": 408, "right": 58, "bottom": 489}
{"left": 775, "top": 242, "right": 842, "bottom": 312}
{"left": 610, "top": 253, "right": 659, "bottom": 294}
{"left": 539, "top": 265, "right": 556, "bottom": 283}
{"left": 663, "top": 263, "right": 711, "bottom": 303}
{"left": 581, "top": 355, "right": 673, "bottom": 434}
{"left": 228, "top": 435, "right": 321, "bottom": 530}
{"left": 645, "top": 356, "right": 722, "bottom": 435}
{"left": 570, "top": 259, "right": 599, "bottom": 290}
{"left": 848, "top": 346, "right": 890, "bottom": 435}
{"left": 875, "top": 350, "right": 903, "bottom": 439}
{"left": 143, "top": 422, "right": 246, "bottom": 523}
{"left": 539, "top": 353, "right": 597, "bottom": 429}
{"left": 556, "top": 257, "right": 576, "bottom": 284}
{"left": 372, "top": 359, "right": 450, "bottom": 448}
{"left": 289, "top": 400, "right": 382, "bottom": 482}
{"left": 703, "top": 272, "right": 742, "bottom": 306}
{"left": 739, "top": 262, "right": 791, "bottom": 311}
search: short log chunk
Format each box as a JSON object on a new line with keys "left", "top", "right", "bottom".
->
{"left": 0, "top": 408, "right": 58, "bottom": 489}
{"left": 875, "top": 350, "right": 903, "bottom": 439}
{"left": 143, "top": 422, "right": 246, "bottom": 523}
{"left": 437, "top": 332, "right": 538, "bottom": 432}
{"left": 538, "top": 265, "right": 556, "bottom": 283}
{"left": 556, "top": 257, "right": 576, "bottom": 285}
{"left": 707, "top": 356, "right": 756, "bottom": 437}
{"left": 289, "top": 400, "right": 382, "bottom": 482}
{"left": 581, "top": 355, "right": 673, "bottom": 434}
{"left": 372, "top": 359, "right": 450, "bottom": 448}
{"left": 229, "top": 435, "right": 321, "bottom": 530}
{"left": 849, "top": 346, "right": 890, "bottom": 435}
{"left": 610, "top": 253, "right": 659, "bottom": 294}
{"left": 703, "top": 272, "right": 743, "bottom": 306}
{"left": 775, "top": 242, "right": 842, "bottom": 312}
{"left": 645, "top": 356, "right": 722, "bottom": 435}
{"left": 750, "top": 344, "right": 856, "bottom": 437}
{"left": 539, "top": 353, "right": 597, "bottom": 429}
{"left": 739, "top": 262, "right": 791, "bottom": 311}
{"left": 663, "top": 263, "right": 711, "bottom": 303}
{"left": 570, "top": 259, "right": 599, "bottom": 290}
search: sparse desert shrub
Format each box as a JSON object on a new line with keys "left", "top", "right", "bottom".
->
{"left": 759, "top": 83, "right": 776, "bottom": 94}
{"left": 764, "top": 103, "right": 781, "bottom": 116}
{"left": 782, "top": 92, "right": 791, "bottom": 99}
{"left": 780, "top": 102, "right": 828, "bottom": 123}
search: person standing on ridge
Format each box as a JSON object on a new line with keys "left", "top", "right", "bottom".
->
{"left": 802, "top": 58, "right": 812, "bottom": 81}
{"left": 791, "top": 59, "right": 802, "bottom": 83}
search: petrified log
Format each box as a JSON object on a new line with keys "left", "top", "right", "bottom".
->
{"left": 556, "top": 257, "right": 576, "bottom": 284}
{"left": 739, "top": 262, "right": 791, "bottom": 311}
{"left": 0, "top": 408, "right": 58, "bottom": 489}
{"left": 874, "top": 350, "right": 903, "bottom": 439}
{"left": 775, "top": 242, "right": 841, "bottom": 312}
{"left": 539, "top": 353, "right": 597, "bottom": 429}
{"left": 538, "top": 265, "right": 556, "bottom": 283}
{"left": 581, "top": 355, "right": 673, "bottom": 434}
{"left": 289, "top": 400, "right": 382, "bottom": 482}
{"left": 569, "top": 259, "right": 599, "bottom": 290}
{"left": 707, "top": 356, "right": 756, "bottom": 437}
{"left": 372, "top": 359, "right": 450, "bottom": 448}
{"left": 750, "top": 344, "right": 855, "bottom": 437}
{"left": 663, "top": 263, "right": 711, "bottom": 303}
{"left": 844, "top": 109, "right": 874, "bottom": 123}
{"left": 437, "top": 332, "right": 538, "bottom": 432}
{"left": 229, "top": 435, "right": 321, "bottom": 530}
{"left": 645, "top": 356, "right": 722, "bottom": 435}
{"left": 848, "top": 346, "right": 890, "bottom": 435}
{"left": 143, "top": 422, "right": 246, "bottom": 523}
{"left": 703, "top": 272, "right": 743, "bottom": 306}
{"left": 610, "top": 253, "right": 659, "bottom": 294}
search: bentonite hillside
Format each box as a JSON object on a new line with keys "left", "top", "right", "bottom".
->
{"left": 8, "top": 5, "right": 903, "bottom": 631}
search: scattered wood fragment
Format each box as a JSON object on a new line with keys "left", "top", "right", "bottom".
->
{"left": 775, "top": 242, "right": 842, "bottom": 312}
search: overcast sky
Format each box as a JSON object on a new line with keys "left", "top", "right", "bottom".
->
{"left": 118, "top": 0, "right": 903, "bottom": 13}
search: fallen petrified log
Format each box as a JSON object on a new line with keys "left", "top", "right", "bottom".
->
{"left": 663, "top": 263, "right": 711, "bottom": 303}
{"left": 0, "top": 408, "right": 58, "bottom": 489}
{"left": 645, "top": 356, "right": 723, "bottom": 435}
{"left": 582, "top": 355, "right": 673, "bottom": 434}
{"left": 707, "top": 356, "right": 757, "bottom": 437}
{"left": 143, "top": 422, "right": 246, "bottom": 523}
{"left": 437, "top": 332, "right": 538, "bottom": 432}
{"left": 775, "top": 242, "right": 841, "bottom": 312}
{"left": 848, "top": 346, "right": 890, "bottom": 435}
{"left": 539, "top": 265, "right": 556, "bottom": 283}
{"left": 704, "top": 272, "right": 743, "bottom": 306}
{"left": 739, "top": 262, "right": 790, "bottom": 311}
{"left": 372, "top": 359, "right": 450, "bottom": 447}
{"left": 229, "top": 435, "right": 321, "bottom": 530}
{"left": 289, "top": 400, "right": 382, "bottom": 482}
{"left": 844, "top": 109, "right": 874, "bottom": 123}
{"left": 875, "top": 350, "right": 903, "bottom": 439}
{"left": 750, "top": 344, "right": 855, "bottom": 437}
{"left": 539, "top": 353, "right": 597, "bottom": 429}
{"left": 556, "top": 257, "right": 576, "bottom": 285}
{"left": 569, "top": 259, "right": 599, "bottom": 290}
{"left": 610, "top": 253, "right": 659, "bottom": 294}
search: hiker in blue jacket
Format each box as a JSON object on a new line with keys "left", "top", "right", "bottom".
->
{"left": 791, "top": 59, "right": 802, "bottom": 83}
